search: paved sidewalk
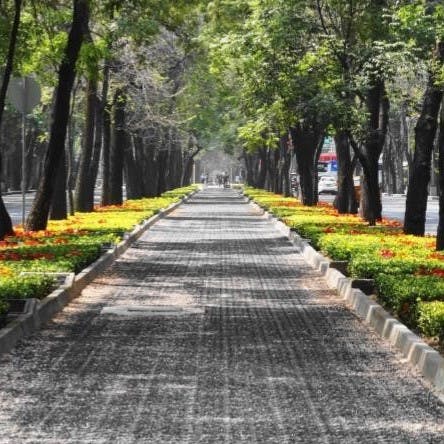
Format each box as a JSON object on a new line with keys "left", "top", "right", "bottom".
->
{"left": 0, "top": 188, "right": 443, "bottom": 443}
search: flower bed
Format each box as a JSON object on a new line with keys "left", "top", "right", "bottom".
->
{"left": 0, "top": 186, "right": 197, "bottom": 317}
{"left": 244, "top": 187, "right": 444, "bottom": 344}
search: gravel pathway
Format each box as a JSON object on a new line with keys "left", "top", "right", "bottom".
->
{"left": 0, "top": 188, "right": 443, "bottom": 443}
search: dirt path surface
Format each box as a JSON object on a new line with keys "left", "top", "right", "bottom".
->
{"left": 0, "top": 188, "right": 443, "bottom": 443}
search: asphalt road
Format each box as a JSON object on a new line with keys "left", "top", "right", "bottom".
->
{"left": 319, "top": 194, "right": 439, "bottom": 235}
{"left": 1, "top": 191, "right": 441, "bottom": 234}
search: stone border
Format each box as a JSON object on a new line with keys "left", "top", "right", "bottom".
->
{"left": 0, "top": 192, "right": 195, "bottom": 356}
{"left": 246, "top": 196, "right": 444, "bottom": 396}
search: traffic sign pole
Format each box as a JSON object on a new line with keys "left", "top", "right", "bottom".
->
{"left": 6, "top": 76, "right": 41, "bottom": 227}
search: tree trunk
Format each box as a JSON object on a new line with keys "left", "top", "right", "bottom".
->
{"left": 436, "top": 100, "right": 444, "bottom": 249}
{"left": 166, "top": 128, "right": 182, "bottom": 189}
{"left": 124, "top": 137, "right": 143, "bottom": 199}
{"left": 290, "top": 124, "right": 323, "bottom": 206}
{"left": 281, "top": 134, "right": 291, "bottom": 197}
{"left": 49, "top": 148, "right": 67, "bottom": 219}
{"left": 100, "top": 64, "right": 112, "bottom": 206}
{"left": 243, "top": 151, "right": 256, "bottom": 187}
{"left": 85, "top": 96, "right": 103, "bottom": 208}
{"left": 133, "top": 134, "right": 158, "bottom": 197}
{"left": 0, "top": 0, "right": 22, "bottom": 237}
{"left": 26, "top": 0, "right": 89, "bottom": 231}
{"left": 109, "top": 88, "right": 126, "bottom": 205}
{"left": 334, "top": 131, "right": 357, "bottom": 213}
{"left": 74, "top": 77, "right": 97, "bottom": 211}
{"left": 355, "top": 79, "right": 389, "bottom": 225}
{"left": 181, "top": 137, "right": 201, "bottom": 186}
{"left": 404, "top": 42, "right": 444, "bottom": 235}
{"left": 256, "top": 147, "right": 267, "bottom": 189}
{"left": 156, "top": 149, "right": 169, "bottom": 195}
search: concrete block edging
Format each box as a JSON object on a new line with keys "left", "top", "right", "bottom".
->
{"left": 247, "top": 197, "right": 444, "bottom": 396}
{"left": 0, "top": 191, "right": 195, "bottom": 356}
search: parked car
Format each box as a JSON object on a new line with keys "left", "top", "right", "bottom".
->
{"left": 318, "top": 175, "right": 337, "bottom": 194}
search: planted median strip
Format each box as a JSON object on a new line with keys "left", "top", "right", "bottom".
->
{"left": 244, "top": 187, "right": 444, "bottom": 349}
{"left": 0, "top": 186, "right": 197, "bottom": 325}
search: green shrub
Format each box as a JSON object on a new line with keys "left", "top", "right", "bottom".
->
{"left": 319, "top": 234, "right": 382, "bottom": 261}
{"left": 375, "top": 274, "right": 444, "bottom": 327}
{"left": 0, "top": 275, "right": 56, "bottom": 301}
{"left": 348, "top": 255, "right": 444, "bottom": 279}
{"left": 0, "top": 298, "right": 9, "bottom": 317}
{"left": 417, "top": 301, "right": 444, "bottom": 341}
{"left": 161, "top": 186, "right": 197, "bottom": 199}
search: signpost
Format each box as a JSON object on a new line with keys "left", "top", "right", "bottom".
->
{"left": 6, "top": 76, "right": 41, "bottom": 225}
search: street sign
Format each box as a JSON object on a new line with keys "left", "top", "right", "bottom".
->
{"left": 6, "top": 76, "right": 41, "bottom": 115}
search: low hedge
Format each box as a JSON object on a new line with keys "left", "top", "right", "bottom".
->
{"left": 375, "top": 274, "right": 444, "bottom": 327}
{"left": 245, "top": 187, "right": 444, "bottom": 345}
{"left": 0, "top": 275, "right": 56, "bottom": 301}
{"left": 418, "top": 301, "right": 444, "bottom": 341}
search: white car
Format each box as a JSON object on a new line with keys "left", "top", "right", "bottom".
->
{"left": 318, "top": 175, "right": 337, "bottom": 194}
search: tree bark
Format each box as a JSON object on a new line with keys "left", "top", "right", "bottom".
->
{"left": 290, "top": 124, "right": 323, "bottom": 206}
{"left": 280, "top": 134, "right": 291, "bottom": 197}
{"left": 133, "top": 134, "right": 159, "bottom": 197}
{"left": 256, "top": 147, "right": 267, "bottom": 189}
{"left": 86, "top": 95, "right": 103, "bottom": 207}
{"left": 74, "top": 77, "right": 97, "bottom": 211}
{"left": 404, "top": 41, "right": 444, "bottom": 235}
{"left": 243, "top": 150, "right": 256, "bottom": 187}
{"left": 181, "top": 136, "right": 201, "bottom": 186}
{"left": 436, "top": 100, "right": 444, "bottom": 249}
{"left": 109, "top": 88, "right": 126, "bottom": 205}
{"left": 0, "top": 0, "right": 22, "bottom": 237}
{"left": 334, "top": 131, "right": 357, "bottom": 213}
{"left": 353, "top": 79, "right": 389, "bottom": 225}
{"left": 124, "top": 137, "right": 143, "bottom": 199}
{"left": 100, "top": 63, "right": 112, "bottom": 206}
{"left": 26, "top": 0, "right": 89, "bottom": 230}
{"left": 156, "top": 149, "right": 169, "bottom": 195}
{"left": 49, "top": 148, "right": 68, "bottom": 219}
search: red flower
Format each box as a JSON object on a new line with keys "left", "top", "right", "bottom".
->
{"left": 380, "top": 249, "right": 395, "bottom": 258}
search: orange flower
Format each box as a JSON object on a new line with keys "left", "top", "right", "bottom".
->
{"left": 380, "top": 249, "right": 395, "bottom": 258}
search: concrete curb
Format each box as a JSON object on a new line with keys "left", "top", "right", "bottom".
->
{"left": 0, "top": 192, "right": 195, "bottom": 356}
{"left": 248, "top": 197, "right": 444, "bottom": 396}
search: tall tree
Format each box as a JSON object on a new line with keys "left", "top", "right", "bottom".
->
{"left": 0, "top": 0, "right": 22, "bottom": 238}
{"left": 437, "top": 99, "right": 444, "bottom": 249}
{"left": 404, "top": 39, "right": 444, "bottom": 234}
{"left": 26, "top": 0, "right": 89, "bottom": 230}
